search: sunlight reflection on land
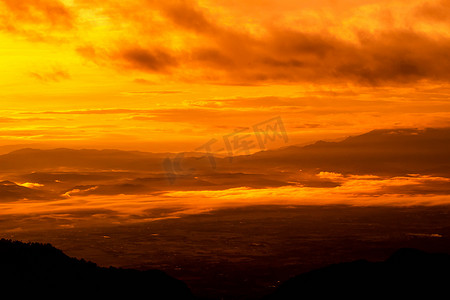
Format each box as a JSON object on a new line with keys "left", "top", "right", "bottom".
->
{"left": 1, "top": 174, "right": 449, "bottom": 232}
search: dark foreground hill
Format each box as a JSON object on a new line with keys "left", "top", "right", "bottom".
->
{"left": 0, "top": 239, "right": 195, "bottom": 299}
{"left": 2, "top": 238, "right": 450, "bottom": 299}
{"left": 266, "top": 248, "right": 450, "bottom": 299}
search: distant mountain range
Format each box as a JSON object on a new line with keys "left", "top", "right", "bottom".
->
{"left": 1, "top": 239, "right": 449, "bottom": 299}
{"left": 231, "top": 127, "right": 450, "bottom": 176}
{"left": 0, "top": 127, "right": 448, "bottom": 175}
{"left": 0, "top": 127, "right": 449, "bottom": 201}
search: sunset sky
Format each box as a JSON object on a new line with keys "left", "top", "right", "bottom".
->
{"left": 2, "top": 3, "right": 450, "bottom": 298}
{"left": 1, "top": 3, "right": 450, "bottom": 280}
{"left": 1, "top": 0, "right": 450, "bottom": 152}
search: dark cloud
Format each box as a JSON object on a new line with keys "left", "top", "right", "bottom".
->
{"left": 2, "top": 0, "right": 450, "bottom": 85}
{"left": 87, "top": 4, "right": 450, "bottom": 85}
{"left": 161, "top": 0, "right": 217, "bottom": 33}
{"left": 119, "top": 47, "right": 178, "bottom": 73}
{"left": 190, "top": 29, "right": 450, "bottom": 85}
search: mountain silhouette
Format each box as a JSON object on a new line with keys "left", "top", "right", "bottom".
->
{"left": 1, "top": 239, "right": 450, "bottom": 299}
{"left": 265, "top": 248, "right": 450, "bottom": 299}
{"left": 233, "top": 127, "right": 450, "bottom": 176}
{"left": 0, "top": 239, "right": 195, "bottom": 299}
{"left": 1, "top": 128, "right": 449, "bottom": 177}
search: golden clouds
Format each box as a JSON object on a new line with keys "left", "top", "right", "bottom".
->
{"left": 61, "top": 0, "right": 450, "bottom": 85}
{"left": 415, "top": 0, "right": 450, "bottom": 23}
{"left": 1, "top": 175, "right": 449, "bottom": 231}
{"left": 2, "top": 0, "right": 449, "bottom": 85}
{"left": 0, "top": 0, "right": 73, "bottom": 28}
{"left": 0, "top": 0, "right": 73, "bottom": 41}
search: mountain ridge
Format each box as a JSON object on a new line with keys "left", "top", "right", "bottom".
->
{"left": 0, "top": 238, "right": 195, "bottom": 298}
{"left": 2, "top": 239, "right": 450, "bottom": 299}
{"left": 266, "top": 247, "right": 450, "bottom": 299}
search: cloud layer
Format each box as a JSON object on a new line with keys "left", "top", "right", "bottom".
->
{"left": 3, "top": 0, "right": 450, "bottom": 85}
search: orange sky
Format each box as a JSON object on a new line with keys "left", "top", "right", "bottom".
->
{"left": 1, "top": 0, "right": 450, "bottom": 152}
